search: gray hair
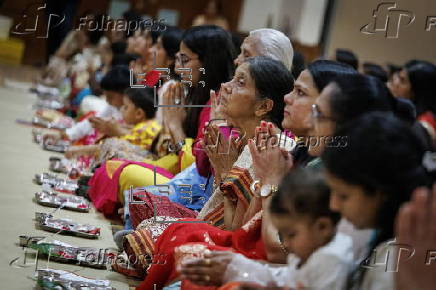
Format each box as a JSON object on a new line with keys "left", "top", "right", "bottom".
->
{"left": 249, "top": 28, "right": 293, "bottom": 71}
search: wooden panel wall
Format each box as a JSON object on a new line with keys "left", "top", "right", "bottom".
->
{"left": 0, "top": 0, "right": 110, "bottom": 65}
{"left": 0, "top": 0, "right": 242, "bottom": 65}
{"left": 133, "top": 0, "right": 242, "bottom": 31}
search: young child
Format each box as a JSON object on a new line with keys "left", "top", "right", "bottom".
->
{"left": 43, "top": 65, "right": 131, "bottom": 143}
{"left": 117, "top": 87, "right": 161, "bottom": 149}
{"left": 65, "top": 87, "right": 161, "bottom": 159}
{"left": 221, "top": 167, "right": 353, "bottom": 289}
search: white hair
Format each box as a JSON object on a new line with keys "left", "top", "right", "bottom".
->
{"left": 249, "top": 29, "right": 294, "bottom": 71}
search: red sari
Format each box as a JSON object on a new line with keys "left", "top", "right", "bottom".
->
{"left": 137, "top": 212, "right": 265, "bottom": 290}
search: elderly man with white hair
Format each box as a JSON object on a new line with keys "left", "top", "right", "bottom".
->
{"left": 234, "top": 28, "right": 294, "bottom": 71}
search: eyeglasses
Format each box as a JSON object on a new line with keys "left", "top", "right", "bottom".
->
{"left": 312, "top": 104, "right": 335, "bottom": 121}
{"left": 175, "top": 53, "right": 199, "bottom": 67}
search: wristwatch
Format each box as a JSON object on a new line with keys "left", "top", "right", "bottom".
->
{"left": 250, "top": 180, "right": 261, "bottom": 195}
{"left": 168, "top": 140, "right": 185, "bottom": 153}
{"left": 175, "top": 140, "right": 185, "bottom": 152}
{"left": 260, "top": 184, "right": 278, "bottom": 197}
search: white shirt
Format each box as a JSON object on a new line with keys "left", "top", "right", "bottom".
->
{"left": 338, "top": 218, "right": 374, "bottom": 262}
{"left": 359, "top": 241, "right": 395, "bottom": 290}
{"left": 223, "top": 233, "right": 354, "bottom": 290}
{"left": 65, "top": 102, "right": 122, "bottom": 141}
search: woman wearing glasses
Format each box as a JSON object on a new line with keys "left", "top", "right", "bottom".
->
{"left": 307, "top": 73, "right": 420, "bottom": 158}
{"left": 123, "top": 28, "right": 296, "bottom": 229}
{"left": 248, "top": 60, "right": 357, "bottom": 190}
{"left": 127, "top": 60, "right": 357, "bottom": 288}
{"left": 87, "top": 25, "right": 236, "bottom": 217}
{"left": 176, "top": 70, "right": 416, "bottom": 289}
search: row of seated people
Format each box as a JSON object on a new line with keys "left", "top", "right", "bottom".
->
{"left": 34, "top": 23, "right": 436, "bottom": 290}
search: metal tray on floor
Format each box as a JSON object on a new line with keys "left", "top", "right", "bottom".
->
{"left": 34, "top": 191, "right": 90, "bottom": 212}
{"left": 18, "top": 235, "right": 116, "bottom": 269}
{"left": 35, "top": 213, "right": 100, "bottom": 239}
{"left": 35, "top": 269, "right": 114, "bottom": 289}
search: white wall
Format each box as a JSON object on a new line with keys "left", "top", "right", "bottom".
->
{"left": 295, "top": 0, "right": 328, "bottom": 45}
{"left": 325, "top": 0, "right": 436, "bottom": 65}
{"left": 279, "top": 0, "right": 304, "bottom": 37}
{"left": 238, "top": 0, "right": 283, "bottom": 31}
{"left": 238, "top": 0, "right": 327, "bottom": 46}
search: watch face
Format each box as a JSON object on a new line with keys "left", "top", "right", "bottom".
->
{"left": 260, "top": 184, "right": 272, "bottom": 197}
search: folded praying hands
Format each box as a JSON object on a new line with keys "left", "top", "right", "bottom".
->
{"left": 202, "top": 122, "right": 242, "bottom": 184}
{"left": 395, "top": 183, "right": 436, "bottom": 290}
{"left": 248, "top": 121, "right": 294, "bottom": 187}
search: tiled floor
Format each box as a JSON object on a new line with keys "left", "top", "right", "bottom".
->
{"left": 0, "top": 64, "right": 41, "bottom": 86}
{"left": 0, "top": 69, "right": 134, "bottom": 289}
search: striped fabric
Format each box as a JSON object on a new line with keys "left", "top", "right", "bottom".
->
{"left": 203, "top": 167, "right": 254, "bottom": 228}
{"left": 123, "top": 228, "right": 156, "bottom": 278}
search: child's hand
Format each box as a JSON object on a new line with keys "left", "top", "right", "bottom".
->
{"left": 65, "top": 146, "right": 86, "bottom": 159}
{"left": 90, "top": 117, "right": 123, "bottom": 137}
{"left": 179, "top": 251, "right": 235, "bottom": 286}
{"left": 89, "top": 117, "right": 105, "bottom": 128}
{"left": 65, "top": 145, "right": 99, "bottom": 159}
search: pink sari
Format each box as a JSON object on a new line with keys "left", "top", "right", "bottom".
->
{"left": 88, "top": 160, "right": 174, "bottom": 217}
{"left": 88, "top": 101, "right": 212, "bottom": 217}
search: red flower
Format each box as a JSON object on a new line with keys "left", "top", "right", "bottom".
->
{"left": 140, "top": 70, "right": 160, "bottom": 87}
